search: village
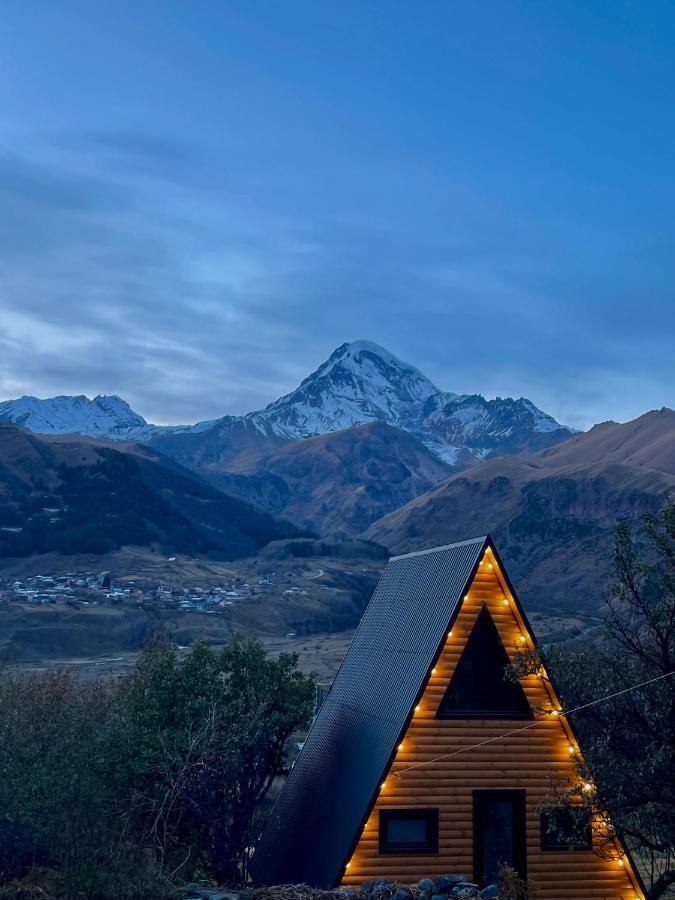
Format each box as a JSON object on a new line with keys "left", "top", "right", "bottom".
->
{"left": 0, "top": 568, "right": 313, "bottom": 619}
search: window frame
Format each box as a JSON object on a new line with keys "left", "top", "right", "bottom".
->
{"left": 540, "top": 808, "right": 593, "bottom": 851}
{"left": 378, "top": 807, "right": 439, "bottom": 855}
{"left": 436, "top": 606, "right": 533, "bottom": 721}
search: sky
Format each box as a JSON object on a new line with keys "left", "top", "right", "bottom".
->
{"left": 1, "top": 1, "right": 674, "bottom": 431}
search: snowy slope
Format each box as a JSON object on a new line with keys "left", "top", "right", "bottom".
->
{"left": 249, "top": 342, "right": 574, "bottom": 464}
{"left": 0, "top": 394, "right": 150, "bottom": 437}
{"left": 253, "top": 340, "right": 454, "bottom": 437}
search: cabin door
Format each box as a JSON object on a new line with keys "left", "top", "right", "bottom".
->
{"left": 473, "top": 789, "right": 527, "bottom": 887}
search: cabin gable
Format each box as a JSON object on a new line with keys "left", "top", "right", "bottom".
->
{"left": 340, "top": 546, "right": 643, "bottom": 900}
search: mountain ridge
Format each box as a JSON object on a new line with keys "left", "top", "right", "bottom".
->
{"left": 0, "top": 341, "right": 575, "bottom": 468}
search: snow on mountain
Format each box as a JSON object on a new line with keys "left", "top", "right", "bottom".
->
{"left": 0, "top": 394, "right": 150, "bottom": 437}
{"left": 249, "top": 341, "right": 574, "bottom": 463}
{"left": 0, "top": 342, "right": 575, "bottom": 465}
{"left": 253, "top": 340, "right": 452, "bottom": 438}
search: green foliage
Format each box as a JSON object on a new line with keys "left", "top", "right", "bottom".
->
{"left": 533, "top": 502, "right": 675, "bottom": 900}
{"left": 0, "top": 635, "right": 315, "bottom": 898}
{"left": 497, "top": 864, "right": 537, "bottom": 899}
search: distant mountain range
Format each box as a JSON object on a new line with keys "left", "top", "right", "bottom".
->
{"left": 365, "top": 408, "right": 675, "bottom": 615}
{"left": 0, "top": 341, "right": 574, "bottom": 467}
{"left": 1, "top": 343, "right": 673, "bottom": 626}
{"left": 0, "top": 423, "right": 301, "bottom": 560}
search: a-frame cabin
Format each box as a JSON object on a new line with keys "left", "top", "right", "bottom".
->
{"left": 251, "top": 537, "right": 644, "bottom": 900}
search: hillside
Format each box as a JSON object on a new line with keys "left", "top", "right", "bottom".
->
{"left": 0, "top": 424, "right": 300, "bottom": 560}
{"left": 198, "top": 421, "right": 453, "bottom": 537}
{"left": 365, "top": 408, "right": 675, "bottom": 615}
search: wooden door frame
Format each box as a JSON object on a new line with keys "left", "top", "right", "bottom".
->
{"left": 473, "top": 788, "right": 527, "bottom": 887}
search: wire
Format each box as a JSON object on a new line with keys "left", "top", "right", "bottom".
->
{"left": 392, "top": 669, "right": 675, "bottom": 779}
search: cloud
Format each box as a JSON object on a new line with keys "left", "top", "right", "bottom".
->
{"left": 0, "top": 131, "right": 673, "bottom": 431}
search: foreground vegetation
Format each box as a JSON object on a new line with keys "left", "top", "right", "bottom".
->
{"left": 0, "top": 635, "right": 315, "bottom": 898}
{"left": 514, "top": 502, "right": 675, "bottom": 899}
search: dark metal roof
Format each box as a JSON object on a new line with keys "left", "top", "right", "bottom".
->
{"left": 250, "top": 535, "right": 489, "bottom": 889}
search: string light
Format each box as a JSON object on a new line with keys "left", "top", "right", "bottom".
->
{"left": 488, "top": 562, "right": 493, "bottom": 569}
{"left": 617, "top": 858, "right": 625, "bottom": 867}
{"left": 447, "top": 630, "right": 453, "bottom": 638}
{"left": 568, "top": 745, "right": 575, "bottom": 754}
{"left": 519, "top": 634, "right": 527, "bottom": 643}
{"left": 415, "top": 704, "right": 421, "bottom": 713}
{"left": 550, "top": 709, "right": 560, "bottom": 717}
{"left": 346, "top": 862, "right": 352, "bottom": 870}
{"left": 464, "top": 594, "right": 469, "bottom": 601}
{"left": 380, "top": 781, "right": 386, "bottom": 789}
{"left": 502, "top": 597, "right": 509, "bottom": 606}
{"left": 398, "top": 742, "right": 404, "bottom": 751}
{"left": 432, "top": 667, "right": 437, "bottom": 675}
{"left": 583, "top": 782, "right": 593, "bottom": 793}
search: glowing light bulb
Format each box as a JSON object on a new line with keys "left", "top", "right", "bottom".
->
{"left": 551, "top": 709, "right": 560, "bottom": 717}
{"left": 447, "top": 630, "right": 453, "bottom": 638}
{"left": 488, "top": 562, "right": 493, "bottom": 569}
{"left": 519, "top": 634, "right": 527, "bottom": 643}
{"left": 568, "top": 745, "right": 575, "bottom": 754}
{"left": 583, "top": 782, "right": 593, "bottom": 793}
{"left": 415, "top": 704, "right": 421, "bottom": 712}
{"left": 617, "top": 858, "right": 624, "bottom": 867}
{"left": 398, "top": 742, "right": 404, "bottom": 751}
{"left": 381, "top": 781, "right": 386, "bottom": 789}
{"left": 346, "top": 862, "right": 352, "bottom": 870}
{"left": 502, "top": 597, "right": 509, "bottom": 606}
{"left": 464, "top": 594, "right": 469, "bottom": 601}
{"left": 432, "top": 667, "right": 437, "bottom": 675}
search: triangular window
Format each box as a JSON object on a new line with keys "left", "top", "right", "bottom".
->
{"left": 437, "top": 606, "right": 533, "bottom": 719}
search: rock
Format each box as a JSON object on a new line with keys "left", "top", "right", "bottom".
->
{"left": 418, "top": 880, "right": 434, "bottom": 893}
{"left": 431, "top": 894, "right": 447, "bottom": 900}
{"left": 392, "top": 889, "right": 413, "bottom": 900}
{"left": 433, "top": 876, "right": 466, "bottom": 891}
{"left": 450, "top": 885, "right": 479, "bottom": 898}
{"left": 479, "top": 886, "right": 498, "bottom": 899}
{"left": 364, "top": 880, "right": 393, "bottom": 894}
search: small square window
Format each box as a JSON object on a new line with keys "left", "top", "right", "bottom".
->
{"left": 540, "top": 808, "right": 592, "bottom": 851}
{"left": 379, "top": 808, "right": 439, "bottom": 854}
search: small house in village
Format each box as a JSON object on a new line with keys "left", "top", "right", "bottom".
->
{"left": 251, "top": 536, "right": 644, "bottom": 899}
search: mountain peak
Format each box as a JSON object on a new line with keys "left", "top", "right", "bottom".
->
{"left": 0, "top": 393, "right": 147, "bottom": 436}
{"left": 256, "top": 341, "right": 443, "bottom": 438}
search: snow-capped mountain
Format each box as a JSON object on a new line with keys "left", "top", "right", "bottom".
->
{"left": 0, "top": 394, "right": 218, "bottom": 440}
{"left": 0, "top": 341, "right": 575, "bottom": 465}
{"left": 254, "top": 340, "right": 452, "bottom": 437}
{"left": 249, "top": 341, "right": 574, "bottom": 465}
{"left": 0, "top": 394, "right": 152, "bottom": 438}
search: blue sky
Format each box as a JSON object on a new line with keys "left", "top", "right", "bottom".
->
{"left": 1, "top": 1, "right": 674, "bottom": 429}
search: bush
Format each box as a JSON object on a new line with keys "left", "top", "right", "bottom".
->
{"left": 0, "top": 636, "right": 315, "bottom": 898}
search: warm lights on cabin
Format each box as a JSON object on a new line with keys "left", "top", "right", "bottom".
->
{"left": 398, "top": 742, "right": 404, "bottom": 751}
{"left": 568, "top": 744, "right": 575, "bottom": 754}
{"left": 583, "top": 782, "right": 593, "bottom": 793}
{"left": 415, "top": 704, "right": 421, "bottom": 713}
{"left": 519, "top": 634, "right": 527, "bottom": 643}
{"left": 502, "top": 597, "right": 509, "bottom": 606}
{"left": 447, "top": 630, "right": 452, "bottom": 638}
{"left": 431, "top": 667, "right": 437, "bottom": 675}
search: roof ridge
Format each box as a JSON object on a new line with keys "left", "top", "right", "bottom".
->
{"left": 390, "top": 535, "right": 488, "bottom": 561}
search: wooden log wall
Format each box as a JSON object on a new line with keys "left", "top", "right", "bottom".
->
{"left": 341, "top": 548, "right": 642, "bottom": 900}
